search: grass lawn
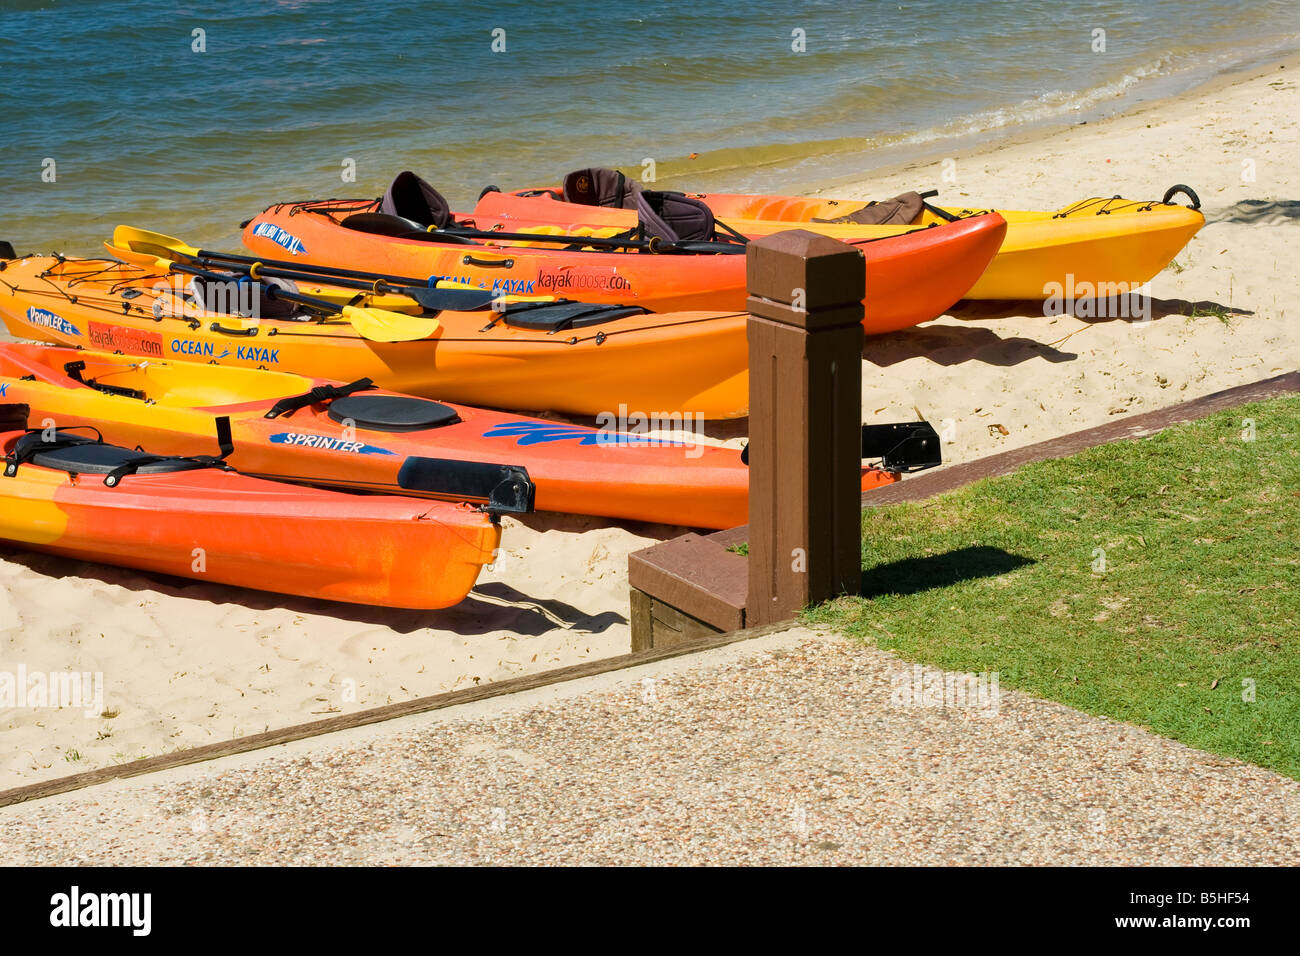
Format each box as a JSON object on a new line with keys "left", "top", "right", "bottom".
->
{"left": 807, "top": 394, "right": 1300, "bottom": 779}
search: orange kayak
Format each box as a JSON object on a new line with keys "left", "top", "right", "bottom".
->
{"left": 0, "top": 405, "right": 500, "bottom": 609}
{"left": 0, "top": 343, "right": 900, "bottom": 528}
{"left": 0, "top": 254, "right": 749, "bottom": 419}
{"left": 241, "top": 197, "right": 1007, "bottom": 334}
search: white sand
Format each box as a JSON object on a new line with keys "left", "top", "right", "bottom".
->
{"left": 2, "top": 60, "right": 1297, "bottom": 790}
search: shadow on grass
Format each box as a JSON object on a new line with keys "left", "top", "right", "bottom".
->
{"left": 859, "top": 545, "right": 1033, "bottom": 599}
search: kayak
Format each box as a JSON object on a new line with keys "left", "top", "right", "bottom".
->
{"left": 476, "top": 174, "right": 1203, "bottom": 300}
{"left": 0, "top": 343, "right": 900, "bottom": 528}
{"left": 0, "top": 253, "right": 750, "bottom": 419}
{"left": 0, "top": 404, "right": 500, "bottom": 609}
{"left": 241, "top": 179, "right": 1008, "bottom": 334}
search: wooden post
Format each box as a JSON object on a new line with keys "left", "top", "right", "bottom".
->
{"left": 625, "top": 228, "right": 865, "bottom": 649}
{"left": 745, "top": 230, "right": 865, "bottom": 625}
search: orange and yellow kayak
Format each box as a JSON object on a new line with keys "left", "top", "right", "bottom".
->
{"left": 0, "top": 343, "right": 899, "bottom": 528}
{"left": 0, "top": 254, "right": 749, "bottom": 419}
{"left": 242, "top": 198, "right": 1008, "bottom": 334}
{"left": 0, "top": 404, "right": 500, "bottom": 608}
{"left": 478, "top": 182, "right": 1204, "bottom": 300}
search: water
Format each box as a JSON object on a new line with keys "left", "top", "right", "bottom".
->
{"left": 2, "top": 0, "right": 1297, "bottom": 255}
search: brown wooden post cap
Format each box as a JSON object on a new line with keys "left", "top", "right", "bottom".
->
{"left": 745, "top": 229, "right": 866, "bottom": 319}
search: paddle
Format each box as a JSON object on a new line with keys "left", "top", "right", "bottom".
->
{"left": 109, "top": 227, "right": 501, "bottom": 313}
{"left": 341, "top": 213, "right": 749, "bottom": 255}
{"left": 140, "top": 254, "right": 443, "bottom": 343}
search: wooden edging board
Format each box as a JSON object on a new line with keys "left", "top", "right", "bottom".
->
{"left": 0, "top": 622, "right": 798, "bottom": 809}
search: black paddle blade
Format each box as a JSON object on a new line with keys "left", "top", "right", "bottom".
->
{"left": 341, "top": 213, "right": 475, "bottom": 245}
{"left": 407, "top": 286, "right": 500, "bottom": 312}
{"left": 341, "top": 212, "right": 428, "bottom": 238}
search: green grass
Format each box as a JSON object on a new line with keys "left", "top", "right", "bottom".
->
{"left": 806, "top": 395, "right": 1300, "bottom": 778}
{"left": 1190, "top": 303, "right": 1233, "bottom": 326}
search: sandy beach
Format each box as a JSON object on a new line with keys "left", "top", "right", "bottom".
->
{"left": 2, "top": 58, "right": 1297, "bottom": 791}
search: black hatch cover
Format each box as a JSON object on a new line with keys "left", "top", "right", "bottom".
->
{"left": 326, "top": 395, "right": 461, "bottom": 432}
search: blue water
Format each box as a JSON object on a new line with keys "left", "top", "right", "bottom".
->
{"left": 2, "top": 0, "right": 1297, "bottom": 253}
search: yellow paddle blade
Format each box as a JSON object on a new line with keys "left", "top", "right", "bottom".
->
{"left": 112, "top": 225, "right": 201, "bottom": 262}
{"left": 104, "top": 241, "right": 188, "bottom": 273}
{"left": 340, "top": 305, "right": 441, "bottom": 343}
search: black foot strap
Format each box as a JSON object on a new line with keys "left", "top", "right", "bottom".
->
{"left": 264, "top": 378, "right": 376, "bottom": 419}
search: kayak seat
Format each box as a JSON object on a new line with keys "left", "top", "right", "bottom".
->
{"left": 327, "top": 395, "right": 461, "bottom": 432}
{"left": 812, "top": 191, "right": 925, "bottom": 226}
{"left": 31, "top": 438, "right": 208, "bottom": 476}
{"left": 635, "top": 190, "right": 716, "bottom": 242}
{"left": 501, "top": 301, "right": 647, "bottom": 333}
{"left": 563, "top": 167, "right": 643, "bottom": 208}
{"left": 380, "top": 171, "right": 453, "bottom": 229}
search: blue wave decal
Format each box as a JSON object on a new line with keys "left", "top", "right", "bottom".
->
{"left": 269, "top": 433, "right": 396, "bottom": 455}
{"left": 482, "top": 421, "right": 680, "bottom": 447}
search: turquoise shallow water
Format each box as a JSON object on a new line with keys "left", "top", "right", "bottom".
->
{"left": 2, "top": 0, "right": 1298, "bottom": 254}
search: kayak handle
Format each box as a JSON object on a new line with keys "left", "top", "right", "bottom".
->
{"left": 210, "top": 322, "right": 259, "bottom": 337}
{"left": 461, "top": 254, "right": 516, "bottom": 268}
{"left": 1161, "top": 184, "right": 1201, "bottom": 210}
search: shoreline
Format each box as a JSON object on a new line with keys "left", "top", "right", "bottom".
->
{"left": 3, "top": 55, "right": 1298, "bottom": 791}
{"left": 788, "top": 50, "right": 1300, "bottom": 199}
{"left": 640, "top": 44, "right": 1300, "bottom": 199}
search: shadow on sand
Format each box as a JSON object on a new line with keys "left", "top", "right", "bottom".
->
{"left": 0, "top": 544, "right": 630, "bottom": 639}
{"left": 1204, "top": 199, "right": 1300, "bottom": 226}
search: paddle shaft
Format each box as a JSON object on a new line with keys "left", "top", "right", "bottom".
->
{"left": 432, "top": 224, "right": 748, "bottom": 254}
{"left": 184, "top": 245, "right": 440, "bottom": 288}
{"left": 161, "top": 259, "right": 356, "bottom": 317}
{"left": 187, "top": 254, "right": 427, "bottom": 300}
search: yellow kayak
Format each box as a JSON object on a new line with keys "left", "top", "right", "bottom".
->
{"left": 480, "top": 178, "right": 1205, "bottom": 300}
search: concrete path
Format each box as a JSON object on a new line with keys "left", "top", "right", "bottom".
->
{"left": 3, "top": 628, "right": 1296, "bottom": 865}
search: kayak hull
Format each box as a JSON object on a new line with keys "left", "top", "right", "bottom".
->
{"left": 0, "top": 428, "right": 499, "bottom": 609}
{"left": 242, "top": 199, "right": 1008, "bottom": 334}
{"left": 0, "top": 255, "right": 749, "bottom": 419}
{"left": 0, "top": 344, "right": 904, "bottom": 528}
{"left": 580, "top": 189, "right": 1203, "bottom": 300}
